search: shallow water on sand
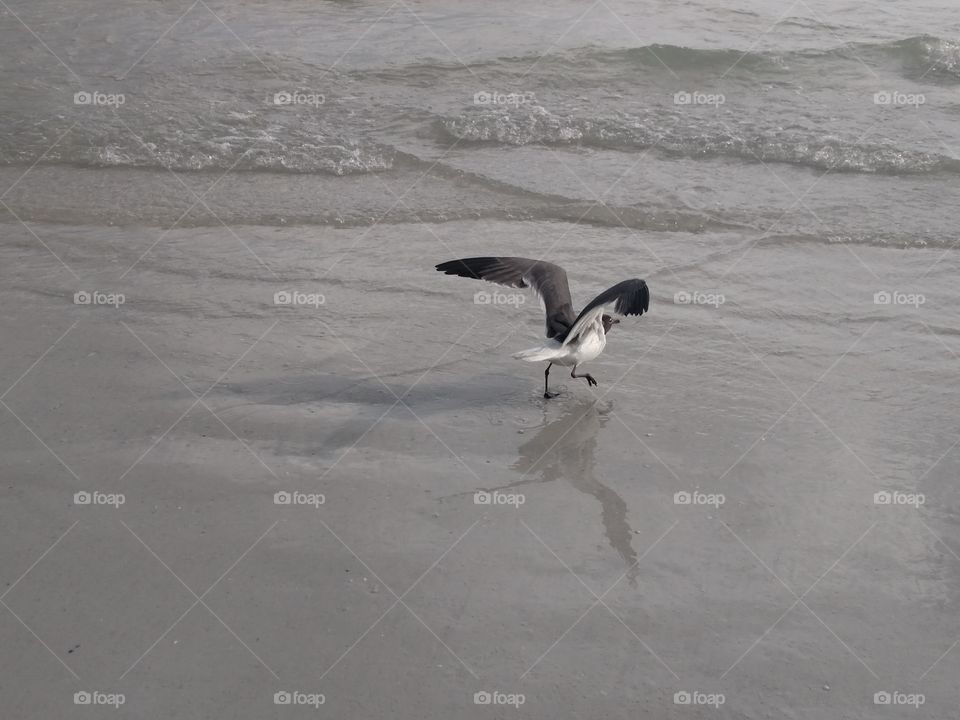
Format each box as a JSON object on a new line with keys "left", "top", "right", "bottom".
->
{"left": 4, "top": 217, "right": 960, "bottom": 715}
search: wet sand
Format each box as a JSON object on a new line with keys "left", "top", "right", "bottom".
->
{"left": 2, "top": 219, "right": 960, "bottom": 718}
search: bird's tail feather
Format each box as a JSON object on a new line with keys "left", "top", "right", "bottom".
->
{"left": 512, "top": 345, "right": 562, "bottom": 362}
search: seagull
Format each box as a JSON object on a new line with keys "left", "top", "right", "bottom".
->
{"left": 435, "top": 257, "right": 649, "bottom": 398}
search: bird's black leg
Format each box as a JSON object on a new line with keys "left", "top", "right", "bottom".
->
{"left": 543, "top": 363, "right": 557, "bottom": 399}
{"left": 571, "top": 365, "right": 598, "bottom": 388}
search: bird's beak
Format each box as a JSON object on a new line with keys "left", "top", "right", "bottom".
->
{"left": 613, "top": 319, "right": 620, "bottom": 324}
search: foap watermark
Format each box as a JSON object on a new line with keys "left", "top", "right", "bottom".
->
{"left": 473, "top": 690, "right": 525, "bottom": 708}
{"left": 274, "top": 491, "right": 325, "bottom": 508}
{"left": 74, "top": 290, "right": 125, "bottom": 308}
{"left": 674, "top": 491, "right": 725, "bottom": 508}
{"left": 473, "top": 90, "right": 535, "bottom": 107}
{"left": 674, "top": 290, "right": 725, "bottom": 308}
{"left": 74, "top": 491, "right": 125, "bottom": 508}
{"left": 674, "top": 91, "right": 725, "bottom": 107}
{"left": 874, "top": 291, "right": 925, "bottom": 308}
{"left": 273, "top": 691, "right": 325, "bottom": 708}
{"left": 873, "top": 91, "right": 925, "bottom": 108}
{"left": 474, "top": 490, "right": 525, "bottom": 508}
{"left": 874, "top": 490, "right": 924, "bottom": 508}
{"left": 674, "top": 691, "right": 725, "bottom": 708}
{"left": 874, "top": 691, "right": 925, "bottom": 708}
{"left": 274, "top": 290, "right": 325, "bottom": 308}
{"left": 74, "top": 90, "right": 125, "bottom": 107}
{"left": 273, "top": 91, "right": 325, "bottom": 107}
{"left": 474, "top": 290, "right": 525, "bottom": 307}
{"left": 74, "top": 691, "right": 125, "bottom": 708}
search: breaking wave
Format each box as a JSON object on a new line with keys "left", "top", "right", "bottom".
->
{"left": 440, "top": 106, "right": 960, "bottom": 175}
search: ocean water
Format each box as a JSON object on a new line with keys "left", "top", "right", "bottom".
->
{"left": 1, "top": 0, "right": 958, "bottom": 246}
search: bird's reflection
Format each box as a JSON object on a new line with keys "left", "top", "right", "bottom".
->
{"left": 483, "top": 398, "right": 641, "bottom": 586}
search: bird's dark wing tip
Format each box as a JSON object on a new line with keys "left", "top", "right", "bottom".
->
{"left": 615, "top": 278, "right": 650, "bottom": 317}
{"left": 435, "top": 258, "right": 484, "bottom": 278}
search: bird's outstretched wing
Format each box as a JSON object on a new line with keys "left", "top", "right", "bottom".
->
{"left": 562, "top": 279, "right": 649, "bottom": 347}
{"left": 435, "top": 257, "right": 576, "bottom": 339}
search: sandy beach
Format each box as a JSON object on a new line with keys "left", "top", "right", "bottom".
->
{"left": 3, "top": 215, "right": 959, "bottom": 718}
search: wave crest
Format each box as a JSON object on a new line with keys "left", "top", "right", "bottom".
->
{"left": 440, "top": 107, "right": 959, "bottom": 174}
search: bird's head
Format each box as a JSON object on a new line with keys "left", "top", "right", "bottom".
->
{"left": 602, "top": 314, "right": 620, "bottom": 334}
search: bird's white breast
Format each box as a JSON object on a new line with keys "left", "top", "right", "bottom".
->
{"left": 553, "top": 319, "right": 606, "bottom": 366}
{"left": 573, "top": 324, "right": 606, "bottom": 362}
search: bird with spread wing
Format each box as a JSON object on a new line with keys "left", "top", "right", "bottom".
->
{"left": 436, "top": 257, "right": 650, "bottom": 398}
